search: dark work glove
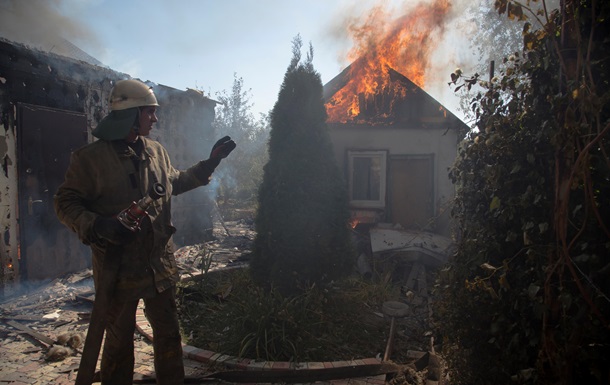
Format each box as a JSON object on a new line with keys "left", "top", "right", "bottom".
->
{"left": 93, "top": 216, "right": 137, "bottom": 245}
{"left": 209, "top": 136, "right": 236, "bottom": 160}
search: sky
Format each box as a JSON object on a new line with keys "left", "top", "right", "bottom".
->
{"left": 0, "top": 0, "right": 480, "bottom": 119}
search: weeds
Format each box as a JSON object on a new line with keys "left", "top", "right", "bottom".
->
{"left": 177, "top": 267, "right": 406, "bottom": 362}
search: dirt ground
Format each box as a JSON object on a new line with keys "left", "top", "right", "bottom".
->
{"left": 0, "top": 220, "right": 252, "bottom": 384}
{"left": 0, "top": 219, "right": 443, "bottom": 384}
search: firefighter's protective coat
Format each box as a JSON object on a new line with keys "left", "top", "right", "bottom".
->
{"left": 54, "top": 137, "right": 216, "bottom": 299}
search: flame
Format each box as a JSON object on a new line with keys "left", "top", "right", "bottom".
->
{"left": 326, "top": 0, "right": 452, "bottom": 123}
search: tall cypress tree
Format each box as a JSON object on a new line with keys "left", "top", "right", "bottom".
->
{"left": 250, "top": 36, "right": 354, "bottom": 295}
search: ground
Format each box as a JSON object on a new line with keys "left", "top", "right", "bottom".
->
{"left": 0, "top": 220, "right": 443, "bottom": 384}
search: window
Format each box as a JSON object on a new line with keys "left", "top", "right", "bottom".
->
{"left": 347, "top": 150, "right": 387, "bottom": 208}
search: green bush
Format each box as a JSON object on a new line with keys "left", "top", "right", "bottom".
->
{"left": 250, "top": 36, "right": 355, "bottom": 295}
{"left": 435, "top": 1, "right": 610, "bottom": 384}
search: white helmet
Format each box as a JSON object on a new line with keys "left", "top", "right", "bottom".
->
{"left": 92, "top": 79, "right": 159, "bottom": 140}
{"left": 109, "top": 79, "right": 159, "bottom": 111}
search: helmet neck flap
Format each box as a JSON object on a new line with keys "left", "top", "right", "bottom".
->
{"left": 93, "top": 79, "right": 158, "bottom": 141}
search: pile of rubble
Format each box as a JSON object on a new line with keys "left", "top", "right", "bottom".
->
{"left": 174, "top": 219, "right": 255, "bottom": 277}
{"left": 0, "top": 220, "right": 255, "bottom": 383}
{"left": 0, "top": 268, "right": 97, "bottom": 383}
{"left": 0, "top": 220, "right": 448, "bottom": 384}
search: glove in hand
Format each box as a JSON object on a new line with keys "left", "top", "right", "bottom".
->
{"left": 93, "top": 216, "right": 137, "bottom": 245}
{"left": 209, "top": 136, "right": 236, "bottom": 160}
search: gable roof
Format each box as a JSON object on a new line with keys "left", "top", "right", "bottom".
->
{"left": 323, "top": 58, "right": 465, "bottom": 128}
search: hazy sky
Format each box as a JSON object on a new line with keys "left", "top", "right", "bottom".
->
{"left": 0, "top": 0, "right": 479, "bottom": 118}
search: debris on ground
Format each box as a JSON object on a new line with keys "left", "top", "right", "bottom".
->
{"left": 0, "top": 220, "right": 446, "bottom": 384}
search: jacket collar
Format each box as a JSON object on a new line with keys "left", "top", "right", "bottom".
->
{"left": 110, "top": 139, "right": 133, "bottom": 157}
{"left": 109, "top": 137, "right": 156, "bottom": 159}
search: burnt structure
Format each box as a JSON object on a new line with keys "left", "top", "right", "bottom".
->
{"left": 323, "top": 62, "right": 467, "bottom": 236}
{"left": 0, "top": 39, "right": 217, "bottom": 291}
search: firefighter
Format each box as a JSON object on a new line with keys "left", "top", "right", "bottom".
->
{"left": 54, "top": 79, "right": 236, "bottom": 385}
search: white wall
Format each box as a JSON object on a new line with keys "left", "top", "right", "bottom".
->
{"left": 329, "top": 124, "right": 459, "bottom": 236}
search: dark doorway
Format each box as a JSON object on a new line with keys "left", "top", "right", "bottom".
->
{"left": 17, "top": 103, "right": 90, "bottom": 281}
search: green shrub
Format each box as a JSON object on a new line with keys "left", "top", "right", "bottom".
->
{"left": 435, "top": 2, "right": 610, "bottom": 384}
{"left": 250, "top": 36, "right": 354, "bottom": 295}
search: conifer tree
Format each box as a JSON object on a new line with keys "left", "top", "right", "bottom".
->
{"left": 250, "top": 36, "right": 354, "bottom": 294}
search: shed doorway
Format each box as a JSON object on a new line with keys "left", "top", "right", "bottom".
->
{"left": 17, "top": 103, "right": 90, "bottom": 281}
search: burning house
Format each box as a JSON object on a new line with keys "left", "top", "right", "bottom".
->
{"left": 0, "top": 38, "right": 218, "bottom": 291}
{"left": 323, "top": 0, "right": 467, "bottom": 240}
{"left": 324, "top": 61, "right": 464, "bottom": 237}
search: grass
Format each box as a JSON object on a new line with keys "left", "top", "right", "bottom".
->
{"left": 177, "top": 266, "right": 415, "bottom": 363}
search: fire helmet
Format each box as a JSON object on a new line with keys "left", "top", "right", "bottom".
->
{"left": 92, "top": 79, "right": 159, "bottom": 141}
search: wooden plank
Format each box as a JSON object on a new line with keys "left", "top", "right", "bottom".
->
{"left": 406, "top": 262, "right": 423, "bottom": 290}
{"left": 76, "top": 243, "right": 124, "bottom": 385}
{"left": 1, "top": 314, "right": 45, "bottom": 322}
{"left": 5, "top": 320, "right": 55, "bottom": 346}
{"left": 75, "top": 294, "right": 95, "bottom": 303}
{"left": 417, "top": 264, "right": 428, "bottom": 298}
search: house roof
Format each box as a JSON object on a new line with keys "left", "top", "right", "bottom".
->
{"left": 47, "top": 38, "right": 104, "bottom": 67}
{"left": 323, "top": 58, "right": 465, "bottom": 128}
{"left": 0, "top": 39, "right": 219, "bottom": 109}
{"left": 0, "top": 34, "right": 104, "bottom": 68}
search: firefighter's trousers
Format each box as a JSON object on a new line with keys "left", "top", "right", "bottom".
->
{"left": 100, "top": 287, "right": 184, "bottom": 385}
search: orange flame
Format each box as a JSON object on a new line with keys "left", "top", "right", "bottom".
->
{"left": 326, "top": 0, "right": 452, "bottom": 123}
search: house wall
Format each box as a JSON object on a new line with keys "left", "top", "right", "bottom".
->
{"left": 328, "top": 123, "right": 459, "bottom": 237}
{"left": 0, "top": 104, "right": 18, "bottom": 291}
{"left": 0, "top": 40, "right": 217, "bottom": 290}
{"left": 0, "top": 40, "right": 120, "bottom": 289}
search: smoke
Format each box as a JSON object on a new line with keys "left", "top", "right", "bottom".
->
{"left": 323, "top": 1, "right": 383, "bottom": 70}
{"left": 326, "top": 0, "right": 481, "bottom": 117}
{"left": 0, "top": 0, "right": 101, "bottom": 59}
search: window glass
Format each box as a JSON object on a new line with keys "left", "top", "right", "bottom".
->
{"left": 352, "top": 157, "right": 381, "bottom": 200}
{"left": 348, "top": 150, "right": 386, "bottom": 208}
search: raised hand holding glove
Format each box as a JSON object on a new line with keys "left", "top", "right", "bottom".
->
{"left": 209, "top": 136, "right": 236, "bottom": 161}
{"left": 93, "top": 216, "right": 137, "bottom": 245}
